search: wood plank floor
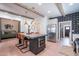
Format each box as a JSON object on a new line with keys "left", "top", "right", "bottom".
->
{"left": 0, "top": 38, "right": 63, "bottom": 56}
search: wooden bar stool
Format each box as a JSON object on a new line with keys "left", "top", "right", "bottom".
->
{"left": 16, "top": 32, "right": 29, "bottom": 53}
{"left": 16, "top": 32, "right": 24, "bottom": 47}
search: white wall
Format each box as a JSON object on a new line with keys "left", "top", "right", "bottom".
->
{"left": 73, "top": 34, "right": 79, "bottom": 41}
{"left": 20, "top": 18, "right": 28, "bottom": 33}
{"left": 0, "top": 11, "right": 21, "bottom": 21}
{"left": 38, "top": 16, "right": 48, "bottom": 34}
{"left": 48, "top": 18, "right": 58, "bottom": 24}
{"left": 20, "top": 18, "right": 39, "bottom": 33}
{"left": 20, "top": 17, "right": 48, "bottom": 34}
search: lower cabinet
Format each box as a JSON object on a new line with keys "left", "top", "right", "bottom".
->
{"left": 29, "top": 36, "right": 46, "bottom": 55}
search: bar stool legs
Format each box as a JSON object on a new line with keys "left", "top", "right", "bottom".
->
{"left": 16, "top": 39, "right": 29, "bottom": 53}
{"left": 16, "top": 39, "right": 23, "bottom": 47}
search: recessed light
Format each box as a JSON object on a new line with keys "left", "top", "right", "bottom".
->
{"left": 69, "top": 3, "right": 74, "bottom": 6}
{"left": 48, "top": 11, "right": 51, "bottom": 13}
{"left": 38, "top": 3, "right": 42, "bottom": 6}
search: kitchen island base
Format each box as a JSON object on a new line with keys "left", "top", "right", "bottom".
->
{"left": 25, "top": 35, "right": 46, "bottom": 55}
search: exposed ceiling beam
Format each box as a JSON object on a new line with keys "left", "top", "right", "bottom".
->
{"left": 15, "top": 3, "right": 44, "bottom": 17}
{"left": 0, "top": 9, "right": 34, "bottom": 19}
{"left": 55, "top": 3, "right": 65, "bottom": 16}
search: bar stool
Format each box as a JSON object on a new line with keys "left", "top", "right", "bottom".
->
{"left": 16, "top": 33, "right": 24, "bottom": 46}
{"left": 16, "top": 32, "right": 29, "bottom": 53}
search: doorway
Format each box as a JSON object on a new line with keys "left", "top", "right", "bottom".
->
{"left": 59, "top": 21, "right": 72, "bottom": 47}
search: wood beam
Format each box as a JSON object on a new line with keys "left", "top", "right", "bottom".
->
{"left": 15, "top": 3, "right": 44, "bottom": 17}
{"left": 55, "top": 3, "right": 65, "bottom": 16}
{"left": 0, "top": 9, "right": 34, "bottom": 19}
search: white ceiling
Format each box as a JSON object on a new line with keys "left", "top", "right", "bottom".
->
{"left": 0, "top": 3, "right": 41, "bottom": 19}
{"left": 0, "top": 3, "right": 79, "bottom": 19}
{"left": 62, "top": 3, "right": 79, "bottom": 15}
{"left": 19, "top": 3, "right": 61, "bottom": 18}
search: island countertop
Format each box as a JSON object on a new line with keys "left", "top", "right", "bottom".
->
{"left": 24, "top": 33, "right": 47, "bottom": 39}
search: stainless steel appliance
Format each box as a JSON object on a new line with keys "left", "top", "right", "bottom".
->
{"left": 47, "top": 24, "right": 56, "bottom": 42}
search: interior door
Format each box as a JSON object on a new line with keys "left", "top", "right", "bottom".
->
{"left": 63, "top": 25, "right": 71, "bottom": 46}
{"left": 64, "top": 26, "right": 70, "bottom": 38}
{"left": 59, "top": 21, "right": 72, "bottom": 47}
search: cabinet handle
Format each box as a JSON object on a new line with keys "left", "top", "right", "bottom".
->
{"left": 38, "top": 38, "right": 41, "bottom": 47}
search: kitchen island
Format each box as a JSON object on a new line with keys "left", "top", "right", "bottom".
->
{"left": 24, "top": 34, "right": 46, "bottom": 55}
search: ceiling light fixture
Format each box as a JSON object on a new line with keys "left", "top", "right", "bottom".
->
{"left": 48, "top": 11, "right": 51, "bottom": 13}
{"left": 38, "top": 3, "right": 42, "bottom": 6}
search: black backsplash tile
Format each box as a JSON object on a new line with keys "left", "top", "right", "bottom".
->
{"left": 57, "top": 12, "right": 79, "bottom": 34}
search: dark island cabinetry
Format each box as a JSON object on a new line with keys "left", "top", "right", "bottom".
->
{"left": 29, "top": 36, "right": 46, "bottom": 55}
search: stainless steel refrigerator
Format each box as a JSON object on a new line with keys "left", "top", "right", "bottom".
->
{"left": 47, "top": 24, "right": 56, "bottom": 42}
